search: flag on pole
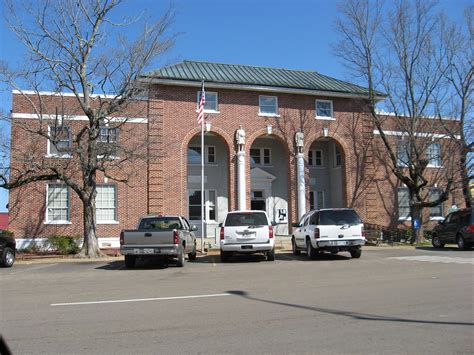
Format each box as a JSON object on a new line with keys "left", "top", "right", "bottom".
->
{"left": 197, "top": 80, "right": 206, "bottom": 125}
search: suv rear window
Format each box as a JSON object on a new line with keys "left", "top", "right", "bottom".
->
{"left": 225, "top": 212, "right": 268, "bottom": 226}
{"left": 139, "top": 217, "right": 182, "bottom": 230}
{"left": 319, "top": 210, "right": 362, "bottom": 226}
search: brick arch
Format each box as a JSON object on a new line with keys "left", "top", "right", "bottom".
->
{"left": 246, "top": 128, "right": 291, "bottom": 156}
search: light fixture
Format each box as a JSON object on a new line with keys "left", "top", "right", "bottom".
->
{"left": 205, "top": 121, "right": 212, "bottom": 132}
{"left": 266, "top": 124, "right": 273, "bottom": 135}
{"left": 323, "top": 127, "right": 329, "bottom": 137}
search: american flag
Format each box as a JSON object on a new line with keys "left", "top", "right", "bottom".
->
{"left": 197, "top": 80, "right": 206, "bottom": 125}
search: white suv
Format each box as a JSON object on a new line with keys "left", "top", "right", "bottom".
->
{"left": 291, "top": 208, "right": 366, "bottom": 259}
{"left": 219, "top": 210, "right": 275, "bottom": 262}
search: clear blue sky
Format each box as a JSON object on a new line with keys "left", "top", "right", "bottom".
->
{"left": 0, "top": 0, "right": 470, "bottom": 212}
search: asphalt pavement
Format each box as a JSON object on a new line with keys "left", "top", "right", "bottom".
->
{"left": 1, "top": 247, "right": 473, "bottom": 354}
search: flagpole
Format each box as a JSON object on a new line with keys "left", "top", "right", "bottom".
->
{"left": 200, "top": 109, "right": 205, "bottom": 253}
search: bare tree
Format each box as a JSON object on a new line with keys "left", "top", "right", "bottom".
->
{"left": 0, "top": 0, "right": 176, "bottom": 257}
{"left": 334, "top": 0, "right": 464, "bottom": 243}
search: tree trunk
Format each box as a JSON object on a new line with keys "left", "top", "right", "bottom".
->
{"left": 410, "top": 204, "right": 423, "bottom": 245}
{"left": 77, "top": 197, "right": 105, "bottom": 258}
{"left": 460, "top": 147, "right": 471, "bottom": 208}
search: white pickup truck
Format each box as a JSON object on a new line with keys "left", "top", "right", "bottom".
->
{"left": 219, "top": 210, "right": 275, "bottom": 262}
{"left": 291, "top": 208, "right": 366, "bottom": 259}
{"left": 120, "top": 215, "right": 197, "bottom": 268}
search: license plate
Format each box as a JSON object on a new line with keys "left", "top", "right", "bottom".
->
{"left": 144, "top": 248, "right": 154, "bottom": 254}
{"left": 337, "top": 241, "right": 348, "bottom": 246}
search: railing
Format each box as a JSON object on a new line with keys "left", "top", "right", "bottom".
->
{"left": 364, "top": 223, "right": 414, "bottom": 245}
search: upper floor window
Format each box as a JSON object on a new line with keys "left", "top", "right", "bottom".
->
{"left": 250, "top": 148, "right": 271, "bottom": 165}
{"left": 429, "top": 189, "right": 444, "bottom": 219}
{"left": 96, "top": 184, "right": 117, "bottom": 223}
{"left": 316, "top": 100, "right": 333, "bottom": 119}
{"left": 46, "top": 183, "right": 70, "bottom": 223}
{"left": 188, "top": 145, "right": 216, "bottom": 165}
{"left": 259, "top": 96, "right": 278, "bottom": 116}
{"left": 427, "top": 142, "right": 441, "bottom": 167}
{"left": 397, "top": 187, "right": 410, "bottom": 220}
{"left": 197, "top": 91, "right": 218, "bottom": 112}
{"left": 308, "top": 149, "right": 323, "bottom": 166}
{"left": 98, "top": 127, "right": 119, "bottom": 143}
{"left": 396, "top": 140, "right": 410, "bottom": 167}
{"left": 48, "top": 126, "right": 71, "bottom": 156}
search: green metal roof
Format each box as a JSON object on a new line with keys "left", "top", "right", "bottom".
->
{"left": 144, "top": 60, "right": 376, "bottom": 96}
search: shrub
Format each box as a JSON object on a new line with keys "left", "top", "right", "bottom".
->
{"left": 45, "top": 236, "right": 80, "bottom": 255}
{"left": 0, "top": 230, "right": 14, "bottom": 237}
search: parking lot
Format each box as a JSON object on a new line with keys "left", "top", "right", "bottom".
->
{"left": 1, "top": 247, "right": 473, "bottom": 354}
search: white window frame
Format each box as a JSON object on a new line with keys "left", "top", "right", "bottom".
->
{"left": 96, "top": 184, "right": 118, "bottom": 224}
{"left": 396, "top": 139, "right": 410, "bottom": 167}
{"left": 428, "top": 188, "right": 444, "bottom": 220}
{"left": 309, "top": 190, "right": 325, "bottom": 210}
{"left": 397, "top": 187, "right": 411, "bottom": 221}
{"left": 188, "top": 189, "right": 217, "bottom": 222}
{"left": 98, "top": 127, "right": 119, "bottom": 143}
{"left": 188, "top": 145, "right": 217, "bottom": 165}
{"left": 47, "top": 125, "right": 72, "bottom": 158}
{"left": 197, "top": 91, "right": 219, "bottom": 113}
{"left": 250, "top": 147, "right": 271, "bottom": 166}
{"left": 308, "top": 149, "right": 324, "bottom": 167}
{"left": 315, "top": 99, "right": 335, "bottom": 120}
{"left": 258, "top": 95, "right": 279, "bottom": 117}
{"left": 427, "top": 142, "right": 442, "bottom": 168}
{"left": 45, "top": 183, "right": 71, "bottom": 224}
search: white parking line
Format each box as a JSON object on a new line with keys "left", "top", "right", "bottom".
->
{"left": 51, "top": 293, "right": 231, "bottom": 307}
{"left": 388, "top": 256, "right": 474, "bottom": 264}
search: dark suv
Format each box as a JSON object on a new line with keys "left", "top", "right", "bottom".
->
{"left": 0, "top": 231, "right": 16, "bottom": 267}
{"left": 431, "top": 208, "right": 473, "bottom": 250}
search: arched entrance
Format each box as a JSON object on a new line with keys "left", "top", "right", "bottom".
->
{"left": 307, "top": 138, "right": 345, "bottom": 209}
{"left": 187, "top": 132, "right": 229, "bottom": 237}
{"left": 249, "top": 135, "right": 289, "bottom": 235}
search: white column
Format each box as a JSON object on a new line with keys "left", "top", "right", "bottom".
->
{"left": 237, "top": 150, "right": 246, "bottom": 210}
{"left": 296, "top": 152, "right": 306, "bottom": 219}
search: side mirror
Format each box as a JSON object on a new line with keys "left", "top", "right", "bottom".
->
{"left": 218, "top": 223, "right": 223, "bottom": 227}
{"left": 291, "top": 223, "right": 301, "bottom": 228}
{"left": 271, "top": 221, "right": 278, "bottom": 226}
{"left": 190, "top": 225, "right": 198, "bottom": 231}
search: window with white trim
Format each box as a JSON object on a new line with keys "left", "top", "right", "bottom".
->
{"left": 188, "top": 190, "right": 216, "bottom": 221}
{"left": 316, "top": 100, "right": 333, "bottom": 119}
{"left": 197, "top": 91, "right": 218, "bottom": 112}
{"left": 427, "top": 142, "right": 441, "bottom": 167}
{"left": 250, "top": 148, "right": 271, "bottom": 165}
{"left": 187, "top": 146, "right": 216, "bottom": 165}
{"left": 96, "top": 185, "right": 117, "bottom": 222}
{"left": 98, "top": 127, "right": 119, "bottom": 143}
{"left": 396, "top": 140, "right": 409, "bottom": 167}
{"left": 46, "top": 183, "right": 70, "bottom": 222}
{"left": 308, "top": 149, "right": 324, "bottom": 166}
{"left": 309, "top": 191, "right": 325, "bottom": 210}
{"left": 259, "top": 96, "right": 278, "bottom": 115}
{"left": 48, "top": 126, "right": 71, "bottom": 156}
{"left": 429, "top": 189, "right": 444, "bottom": 219}
{"left": 397, "top": 187, "right": 410, "bottom": 219}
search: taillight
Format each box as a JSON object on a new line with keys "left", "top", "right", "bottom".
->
{"left": 269, "top": 225, "right": 273, "bottom": 239}
{"left": 314, "top": 228, "right": 320, "bottom": 239}
{"left": 361, "top": 226, "right": 367, "bottom": 238}
{"left": 468, "top": 225, "right": 474, "bottom": 233}
{"left": 173, "top": 230, "right": 180, "bottom": 245}
{"left": 120, "top": 231, "right": 124, "bottom": 246}
{"left": 220, "top": 227, "right": 224, "bottom": 240}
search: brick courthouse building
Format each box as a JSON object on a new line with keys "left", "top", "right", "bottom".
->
{"left": 8, "top": 61, "right": 462, "bottom": 247}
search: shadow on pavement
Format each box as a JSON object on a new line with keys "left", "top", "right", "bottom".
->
{"left": 415, "top": 246, "right": 471, "bottom": 252}
{"left": 226, "top": 290, "right": 474, "bottom": 327}
{"left": 277, "top": 251, "right": 352, "bottom": 261}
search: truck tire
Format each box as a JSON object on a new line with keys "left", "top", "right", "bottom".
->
{"left": 1, "top": 247, "right": 15, "bottom": 268}
{"left": 350, "top": 247, "right": 362, "bottom": 258}
{"left": 431, "top": 234, "right": 445, "bottom": 248}
{"left": 188, "top": 244, "right": 197, "bottom": 261}
{"left": 292, "top": 237, "right": 300, "bottom": 256}
{"left": 306, "top": 238, "right": 317, "bottom": 260}
{"left": 220, "top": 250, "right": 231, "bottom": 262}
{"left": 176, "top": 248, "right": 185, "bottom": 267}
{"left": 267, "top": 248, "right": 275, "bottom": 261}
{"left": 124, "top": 255, "right": 136, "bottom": 269}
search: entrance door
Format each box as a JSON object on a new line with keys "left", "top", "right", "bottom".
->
{"left": 251, "top": 190, "right": 266, "bottom": 211}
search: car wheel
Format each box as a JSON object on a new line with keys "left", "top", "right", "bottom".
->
{"left": 457, "top": 235, "right": 470, "bottom": 250}
{"left": 267, "top": 248, "right": 275, "bottom": 261}
{"left": 292, "top": 237, "right": 301, "bottom": 256}
{"left": 188, "top": 243, "right": 197, "bottom": 261}
{"left": 350, "top": 247, "right": 362, "bottom": 259}
{"left": 220, "top": 250, "right": 231, "bottom": 262}
{"left": 431, "top": 234, "right": 445, "bottom": 248}
{"left": 1, "top": 247, "right": 15, "bottom": 268}
{"left": 306, "top": 238, "right": 317, "bottom": 260}
{"left": 124, "top": 255, "right": 136, "bottom": 269}
{"left": 176, "top": 248, "right": 185, "bottom": 267}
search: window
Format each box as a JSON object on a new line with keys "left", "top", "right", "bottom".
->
{"left": 187, "top": 146, "right": 216, "bottom": 164}
{"left": 197, "top": 91, "right": 218, "bottom": 112}
{"left": 308, "top": 150, "right": 323, "bottom": 166}
{"left": 429, "top": 189, "right": 443, "bottom": 219}
{"left": 334, "top": 145, "right": 342, "bottom": 167}
{"left": 98, "top": 127, "right": 119, "bottom": 143}
{"left": 250, "top": 148, "right": 271, "bottom": 165}
{"left": 309, "top": 191, "right": 325, "bottom": 210}
{"left": 427, "top": 142, "right": 441, "bottom": 167}
{"left": 397, "top": 188, "right": 410, "bottom": 219}
{"left": 46, "top": 183, "right": 70, "bottom": 222}
{"left": 396, "top": 140, "right": 409, "bottom": 167}
{"left": 96, "top": 185, "right": 117, "bottom": 222}
{"left": 48, "top": 126, "right": 71, "bottom": 156}
{"left": 316, "top": 100, "right": 333, "bottom": 119}
{"left": 188, "top": 190, "right": 216, "bottom": 221}
{"left": 259, "top": 96, "right": 278, "bottom": 116}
